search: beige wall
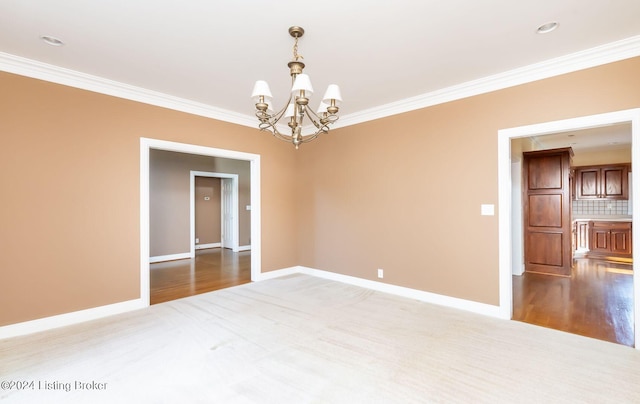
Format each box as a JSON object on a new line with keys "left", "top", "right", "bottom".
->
{"left": 0, "top": 72, "right": 298, "bottom": 326}
{"left": 149, "top": 150, "right": 251, "bottom": 257}
{"left": 295, "top": 57, "right": 640, "bottom": 305}
{"left": 572, "top": 148, "right": 631, "bottom": 167}
{"left": 1, "top": 56, "right": 639, "bottom": 326}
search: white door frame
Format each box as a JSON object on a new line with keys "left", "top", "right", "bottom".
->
{"left": 220, "top": 177, "right": 235, "bottom": 250}
{"left": 140, "top": 138, "right": 261, "bottom": 306}
{"left": 190, "top": 171, "right": 239, "bottom": 255}
{"left": 497, "top": 108, "right": 640, "bottom": 349}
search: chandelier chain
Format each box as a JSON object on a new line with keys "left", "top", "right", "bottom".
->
{"left": 292, "top": 36, "right": 303, "bottom": 61}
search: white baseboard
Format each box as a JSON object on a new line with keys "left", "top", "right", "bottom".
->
{"left": 149, "top": 252, "right": 191, "bottom": 263}
{"left": 256, "top": 266, "right": 300, "bottom": 281}
{"left": 0, "top": 298, "right": 147, "bottom": 340}
{"left": 152, "top": 245, "right": 245, "bottom": 258}
{"left": 195, "top": 243, "right": 221, "bottom": 250}
{"left": 0, "top": 265, "right": 501, "bottom": 340}
{"left": 260, "top": 266, "right": 503, "bottom": 318}
{"left": 512, "top": 265, "right": 525, "bottom": 276}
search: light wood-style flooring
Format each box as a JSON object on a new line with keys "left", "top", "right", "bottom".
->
{"left": 513, "top": 258, "right": 634, "bottom": 347}
{"left": 150, "top": 248, "right": 251, "bottom": 305}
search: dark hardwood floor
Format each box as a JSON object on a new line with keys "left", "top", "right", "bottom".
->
{"left": 150, "top": 248, "right": 251, "bottom": 305}
{"left": 513, "top": 258, "right": 634, "bottom": 347}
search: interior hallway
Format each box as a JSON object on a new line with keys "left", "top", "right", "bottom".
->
{"left": 513, "top": 258, "right": 634, "bottom": 347}
{"left": 150, "top": 248, "right": 251, "bottom": 305}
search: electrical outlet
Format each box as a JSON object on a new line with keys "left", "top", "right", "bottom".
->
{"left": 195, "top": 238, "right": 200, "bottom": 244}
{"left": 377, "top": 269, "right": 384, "bottom": 279}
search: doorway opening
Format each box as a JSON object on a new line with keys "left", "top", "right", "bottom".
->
{"left": 498, "top": 108, "right": 640, "bottom": 349}
{"left": 190, "top": 171, "right": 240, "bottom": 255}
{"left": 140, "top": 138, "right": 261, "bottom": 306}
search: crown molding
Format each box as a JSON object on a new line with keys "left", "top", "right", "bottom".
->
{"left": 0, "top": 52, "right": 256, "bottom": 128}
{"left": 335, "top": 35, "right": 640, "bottom": 128}
{"left": 2, "top": 34, "right": 640, "bottom": 130}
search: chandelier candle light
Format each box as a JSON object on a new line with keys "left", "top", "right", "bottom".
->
{"left": 251, "top": 26, "right": 342, "bottom": 149}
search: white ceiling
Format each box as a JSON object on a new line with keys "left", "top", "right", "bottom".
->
{"left": 1, "top": 1, "right": 640, "bottom": 128}
{"left": 532, "top": 123, "right": 632, "bottom": 152}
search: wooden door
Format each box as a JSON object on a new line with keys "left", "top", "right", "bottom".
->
{"left": 523, "top": 148, "right": 573, "bottom": 276}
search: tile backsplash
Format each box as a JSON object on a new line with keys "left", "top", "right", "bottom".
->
{"left": 572, "top": 199, "right": 629, "bottom": 215}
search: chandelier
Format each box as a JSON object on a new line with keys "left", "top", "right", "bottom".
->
{"left": 251, "top": 26, "right": 342, "bottom": 149}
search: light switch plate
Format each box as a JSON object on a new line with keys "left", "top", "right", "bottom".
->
{"left": 481, "top": 204, "right": 495, "bottom": 216}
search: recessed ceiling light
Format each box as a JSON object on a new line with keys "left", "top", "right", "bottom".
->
{"left": 40, "top": 35, "right": 64, "bottom": 46}
{"left": 536, "top": 22, "right": 559, "bottom": 34}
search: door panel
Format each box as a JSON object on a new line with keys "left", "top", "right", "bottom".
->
{"left": 528, "top": 155, "right": 563, "bottom": 189}
{"left": 528, "top": 232, "right": 563, "bottom": 266}
{"left": 592, "top": 229, "right": 610, "bottom": 251}
{"left": 611, "top": 229, "right": 630, "bottom": 254}
{"left": 602, "top": 167, "right": 624, "bottom": 198}
{"left": 577, "top": 169, "right": 599, "bottom": 198}
{"left": 528, "top": 194, "right": 562, "bottom": 228}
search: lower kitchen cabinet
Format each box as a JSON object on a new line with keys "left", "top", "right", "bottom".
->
{"left": 588, "top": 221, "right": 632, "bottom": 258}
{"left": 574, "top": 220, "right": 590, "bottom": 253}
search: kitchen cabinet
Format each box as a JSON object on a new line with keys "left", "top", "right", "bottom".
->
{"left": 573, "top": 220, "right": 590, "bottom": 253}
{"left": 574, "top": 164, "right": 629, "bottom": 200}
{"left": 588, "top": 221, "right": 632, "bottom": 258}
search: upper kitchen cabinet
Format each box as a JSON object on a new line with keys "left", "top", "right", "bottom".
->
{"left": 574, "top": 164, "right": 630, "bottom": 200}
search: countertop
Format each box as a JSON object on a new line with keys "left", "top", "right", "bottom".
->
{"left": 572, "top": 215, "right": 632, "bottom": 222}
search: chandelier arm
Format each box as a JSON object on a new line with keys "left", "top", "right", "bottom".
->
{"left": 271, "top": 92, "right": 294, "bottom": 124}
{"left": 262, "top": 124, "right": 294, "bottom": 143}
{"left": 299, "top": 128, "right": 326, "bottom": 144}
{"left": 272, "top": 131, "right": 295, "bottom": 142}
{"left": 258, "top": 121, "right": 293, "bottom": 144}
{"left": 267, "top": 104, "right": 290, "bottom": 128}
{"left": 260, "top": 118, "right": 295, "bottom": 143}
{"left": 304, "top": 108, "right": 340, "bottom": 132}
{"left": 256, "top": 92, "right": 294, "bottom": 133}
{"left": 304, "top": 108, "right": 321, "bottom": 129}
{"left": 305, "top": 107, "right": 320, "bottom": 119}
{"left": 327, "top": 113, "right": 340, "bottom": 123}
{"left": 304, "top": 108, "right": 328, "bottom": 130}
{"left": 264, "top": 95, "right": 299, "bottom": 143}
